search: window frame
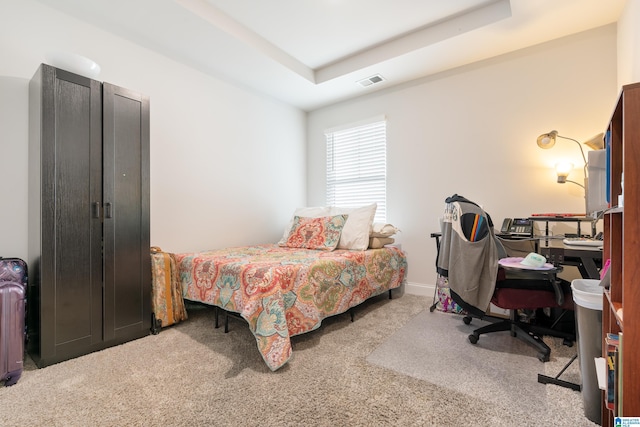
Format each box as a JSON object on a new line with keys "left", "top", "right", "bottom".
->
{"left": 325, "top": 116, "right": 387, "bottom": 223}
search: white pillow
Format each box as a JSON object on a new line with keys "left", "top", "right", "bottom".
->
{"left": 330, "top": 203, "right": 377, "bottom": 250}
{"left": 279, "top": 206, "right": 331, "bottom": 244}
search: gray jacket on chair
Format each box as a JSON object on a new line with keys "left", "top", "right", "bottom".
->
{"left": 436, "top": 194, "right": 499, "bottom": 312}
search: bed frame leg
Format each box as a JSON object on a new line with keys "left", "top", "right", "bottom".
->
{"left": 151, "top": 312, "right": 162, "bottom": 335}
{"left": 349, "top": 308, "right": 355, "bottom": 322}
{"left": 214, "top": 307, "right": 220, "bottom": 328}
{"left": 388, "top": 289, "right": 392, "bottom": 299}
{"left": 224, "top": 312, "right": 230, "bottom": 333}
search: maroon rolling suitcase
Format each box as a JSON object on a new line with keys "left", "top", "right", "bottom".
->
{"left": 0, "top": 257, "right": 27, "bottom": 287}
{"left": 0, "top": 282, "right": 25, "bottom": 386}
{"left": 0, "top": 257, "right": 27, "bottom": 386}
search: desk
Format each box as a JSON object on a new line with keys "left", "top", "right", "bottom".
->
{"left": 528, "top": 216, "right": 597, "bottom": 238}
{"left": 538, "top": 238, "right": 602, "bottom": 279}
{"left": 437, "top": 233, "right": 603, "bottom": 279}
{"left": 497, "top": 235, "right": 602, "bottom": 279}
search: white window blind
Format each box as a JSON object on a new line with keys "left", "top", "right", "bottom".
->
{"left": 325, "top": 119, "right": 387, "bottom": 223}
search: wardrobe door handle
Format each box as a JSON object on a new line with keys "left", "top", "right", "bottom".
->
{"left": 105, "top": 202, "right": 113, "bottom": 219}
{"left": 93, "top": 202, "right": 100, "bottom": 218}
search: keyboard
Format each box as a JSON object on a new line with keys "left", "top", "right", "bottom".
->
{"left": 562, "top": 237, "right": 603, "bottom": 247}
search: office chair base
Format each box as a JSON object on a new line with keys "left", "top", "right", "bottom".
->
{"left": 537, "top": 354, "right": 580, "bottom": 391}
{"left": 463, "top": 314, "right": 503, "bottom": 326}
{"left": 468, "top": 322, "right": 553, "bottom": 362}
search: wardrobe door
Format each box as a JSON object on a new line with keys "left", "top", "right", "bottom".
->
{"left": 31, "top": 65, "right": 104, "bottom": 366}
{"left": 102, "top": 83, "right": 151, "bottom": 342}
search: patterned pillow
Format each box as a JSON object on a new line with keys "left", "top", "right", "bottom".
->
{"left": 282, "top": 215, "right": 348, "bottom": 251}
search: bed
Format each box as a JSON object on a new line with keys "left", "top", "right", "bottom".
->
{"left": 175, "top": 243, "right": 407, "bottom": 371}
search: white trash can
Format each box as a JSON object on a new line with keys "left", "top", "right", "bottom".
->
{"left": 571, "top": 279, "right": 603, "bottom": 424}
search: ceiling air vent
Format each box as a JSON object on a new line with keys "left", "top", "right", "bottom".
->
{"left": 357, "top": 74, "right": 385, "bottom": 88}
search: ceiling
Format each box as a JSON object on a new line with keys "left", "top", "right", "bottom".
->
{"left": 36, "top": 0, "right": 625, "bottom": 111}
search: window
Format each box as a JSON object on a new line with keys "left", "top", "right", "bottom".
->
{"left": 325, "top": 117, "right": 387, "bottom": 222}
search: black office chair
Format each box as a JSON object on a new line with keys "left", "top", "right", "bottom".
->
{"left": 459, "top": 253, "right": 574, "bottom": 361}
{"left": 437, "top": 195, "right": 574, "bottom": 362}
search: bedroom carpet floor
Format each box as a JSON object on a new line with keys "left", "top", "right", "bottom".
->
{"left": 0, "top": 292, "right": 597, "bottom": 426}
{"left": 367, "top": 308, "right": 591, "bottom": 423}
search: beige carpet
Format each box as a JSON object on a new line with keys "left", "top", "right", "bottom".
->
{"left": 367, "top": 309, "right": 590, "bottom": 419}
{"left": 0, "top": 293, "right": 597, "bottom": 426}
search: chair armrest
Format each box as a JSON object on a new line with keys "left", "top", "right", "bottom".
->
{"left": 498, "top": 267, "right": 566, "bottom": 306}
{"left": 549, "top": 277, "right": 564, "bottom": 306}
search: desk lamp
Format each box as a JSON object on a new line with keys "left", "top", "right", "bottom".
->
{"left": 555, "top": 161, "right": 584, "bottom": 187}
{"left": 536, "top": 130, "right": 588, "bottom": 188}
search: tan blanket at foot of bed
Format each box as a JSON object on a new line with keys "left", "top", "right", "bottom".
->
{"left": 151, "top": 247, "right": 188, "bottom": 328}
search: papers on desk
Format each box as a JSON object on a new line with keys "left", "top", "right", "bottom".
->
{"left": 562, "top": 237, "right": 604, "bottom": 247}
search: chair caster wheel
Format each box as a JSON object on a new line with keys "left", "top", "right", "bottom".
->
{"left": 563, "top": 338, "right": 574, "bottom": 347}
{"left": 463, "top": 316, "right": 472, "bottom": 325}
{"left": 468, "top": 333, "right": 479, "bottom": 344}
{"left": 538, "top": 353, "right": 550, "bottom": 362}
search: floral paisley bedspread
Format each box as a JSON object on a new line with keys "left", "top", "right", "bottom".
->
{"left": 175, "top": 244, "right": 407, "bottom": 371}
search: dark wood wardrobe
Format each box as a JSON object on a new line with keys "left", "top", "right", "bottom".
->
{"left": 28, "top": 63, "right": 151, "bottom": 367}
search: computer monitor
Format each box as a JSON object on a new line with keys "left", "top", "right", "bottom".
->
{"left": 586, "top": 149, "right": 607, "bottom": 218}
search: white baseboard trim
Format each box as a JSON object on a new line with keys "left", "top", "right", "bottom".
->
{"left": 404, "top": 281, "right": 436, "bottom": 298}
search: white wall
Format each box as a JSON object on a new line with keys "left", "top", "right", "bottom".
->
{"left": 617, "top": 0, "right": 640, "bottom": 86}
{"left": 0, "top": 0, "right": 307, "bottom": 262}
{"left": 307, "top": 26, "right": 619, "bottom": 295}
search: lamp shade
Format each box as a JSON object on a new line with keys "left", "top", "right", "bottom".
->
{"left": 537, "top": 130, "right": 558, "bottom": 149}
{"left": 583, "top": 132, "right": 605, "bottom": 150}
